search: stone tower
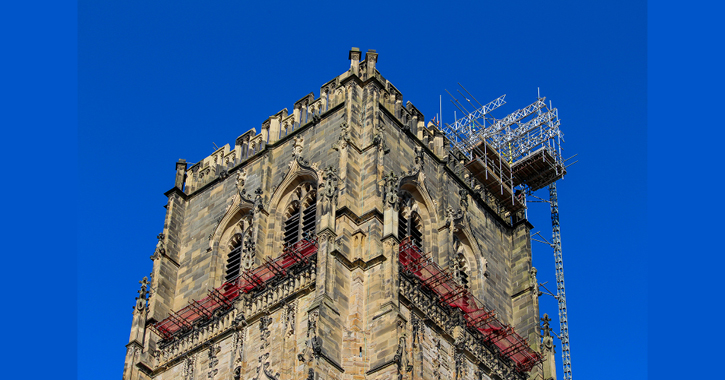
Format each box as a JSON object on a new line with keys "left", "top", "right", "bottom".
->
{"left": 123, "top": 49, "right": 550, "bottom": 380}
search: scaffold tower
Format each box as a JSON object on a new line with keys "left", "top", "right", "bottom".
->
{"left": 441, "top": 87, "right": 573, "bottom": 380}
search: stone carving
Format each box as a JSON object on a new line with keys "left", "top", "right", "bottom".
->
{"left": 332, "top": 122, "right": 349, "bottom": 151}
{"left": 151, "top": 233, "right": 165, "bottom": 260}
{"left": 382, "top": 171, "right": 399, "bottom": 209}
{"left": 453, "top": 326, "right": 466, "bottom": 380}
{"left": 541, "top": 314, "right": 554, "bottom": 351}
{"left": 432, "top": 335, "right": 442, "bottom": 380}
{"left": 459, "top": 187, "right": 468, "bottom": 211}
{"left": 293, "top": 136, "right": 304, "bottom": 156}
{"left": 319, "top": 167, "right": 338, "bottom": 215}
{"left": 298, "top": 310, "right": 320, "bottom": 363}
{"left": 283, "top": 301, "right": 297, "bottom": 339}
{"left": 252, "top": 315, "right": 279, "bottom": 380}
{"left": 236, "top": 170, "right": 247, "bottom": 197}
{"left": 182, "top": 354, "right": 195, "bottom": 380}
{"left": 232, "top": 325, "right": 245, "bottom": 367}
{"left": 530, "top": 267, "right": 540, "bottom": 296}
{"left": 253, "top": 188, "right": 264, "bottom": 212}
{"left": 394, "top": 333, "right": 413, "bottom": 380}
{"left": 134, "top": 277, "right": 148, "bottom": 312}
{"left": 242, "top": 231, "right": 256, "bottom": 271}
{"left": 372, "top": 125, "right": 389, "bottom": 154}
{"left": 408, "top": 146, "right": 424, "bottom": 175}
{"left": 289, "top": 135, "right": 310, "bottom": 167}
{"left": 207, "top": 344, "right": 220, "bottom": 380}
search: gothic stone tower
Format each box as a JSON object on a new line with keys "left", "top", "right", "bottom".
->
{"left": 124, "top": 49, "right": 549, "bottom": 380}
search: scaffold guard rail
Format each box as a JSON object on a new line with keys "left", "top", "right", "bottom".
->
{"left": 399, "top": 237, "right": 542, "bottom": 373}
{"left": 150, "top": 237, "right": 318, "bottom": 341}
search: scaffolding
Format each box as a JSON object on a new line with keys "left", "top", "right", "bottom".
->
{"left": 150, "top": 237, "right": 318, "bottom": 341}
{"left": 441, "top": 90, "right": 565, "bottom": 213}
{"left": 399, "top": 237, "right": 543, "bottom": 373}
{"left": 441, "top": 87, "right": 573, "bottom": 379}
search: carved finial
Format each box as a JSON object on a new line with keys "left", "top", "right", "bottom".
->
{"left": 151, "top": 233, "right": 165, "bottom": 260}
{"left": 135, "top": 277, "right": 149, "bottom": 312}
{"left": 541, "top": 313, "right": 556, "bottom": 352}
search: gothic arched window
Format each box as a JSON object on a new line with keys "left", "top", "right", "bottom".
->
{"left": 283, "top": 182, "right": 317, "bottom": 246}
{"left": 399, "top": 194, "right": 423, "bottom": 248}
{"left": 452, "top": 237, "right": 472, "bottom": 291}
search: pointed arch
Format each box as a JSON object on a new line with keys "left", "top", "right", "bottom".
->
{"left": 450, "top": 228, "right": 488, "bottom": 301}
{"left": 396, "top": 172, "right": 438, "bottom": 254}
{"left": 265, "top": 159, "right": 320, "bottom": 255}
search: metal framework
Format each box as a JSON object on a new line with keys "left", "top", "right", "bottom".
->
{"left": 442, "top": 90, "right": 566, "bottom": 198}
{"left": 549, "top": 182, "right": 572, "bottom": 380}
{"left": 399, "top": 237, "right": 543, "bottom": 373}
{"left": 441, "top": 87, "right": 573, "bottom": 379}
{"left": 150, "top": 237, "right": 319, "bottom": 341}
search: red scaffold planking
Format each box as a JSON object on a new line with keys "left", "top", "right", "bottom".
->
{"left": 151, "top": 238, "right": 318, "bottom": 341}
{"left": 398, "top": 237, "right": 542, "bottom": 373}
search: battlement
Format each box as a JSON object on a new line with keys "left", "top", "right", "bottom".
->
{"left": 176, "top": 48, "right": 440, "bottom": 195}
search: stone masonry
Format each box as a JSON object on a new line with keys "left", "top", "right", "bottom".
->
{"left": 123, "top": 49, "right": 552, "bottom": 380}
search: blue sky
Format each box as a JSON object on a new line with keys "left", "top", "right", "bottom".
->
{"left": 6, "top": 1, "right": 725, "bottom": 379}
{"left": 75, "top": 1, "right": 648, "bottom": 379}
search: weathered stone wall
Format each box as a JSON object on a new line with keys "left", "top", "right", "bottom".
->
{"left": 124, "top": 49, "right": 544, "bottom": 380}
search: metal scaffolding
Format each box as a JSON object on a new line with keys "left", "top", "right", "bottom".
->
{"left": 150, "top": 237, "right": 319, "bottom": 341}
{"left": 549, "top": 182, "right": 572, "bottom": 380}
{"left": 441, "top": 86, "right": 573, "bottom": 380}
{"left": 399, "top": 237, "right": 543, "bottom": 373}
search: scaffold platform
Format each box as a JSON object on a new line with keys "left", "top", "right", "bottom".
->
{"left": 399, "top": 237, "right": 543, "bottom": 373}
{"left": 150, "top": 237, "right": 318, "bottom": 341}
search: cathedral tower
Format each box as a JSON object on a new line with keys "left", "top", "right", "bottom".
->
{"left": 124, "top": 49, "right": 547, "bottom": 380}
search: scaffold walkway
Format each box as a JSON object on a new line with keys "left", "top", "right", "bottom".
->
{"left": 150, "top": 237, "right": 318, "bottom": 341}
{"left": 399, "top": 237, "right": 543, "bottom": 373}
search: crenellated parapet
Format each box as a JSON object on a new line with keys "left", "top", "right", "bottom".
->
{"left": 175, "top": 47, "right": 441, "bottom": 201}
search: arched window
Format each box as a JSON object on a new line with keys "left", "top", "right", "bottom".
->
{"left": 451, "top": 236, "right": 473, "bottom": 289}
{"left": 453, "top": 238, "right": 470, "bottom": 290}
{"left": 283, "top": 183, "right": 317, "bottom": 246}
{"left": 222, "top": 215, "right": 254, "bottom": 282}
{"left": 399, "top": 193, "right": 423, "bottom": 248}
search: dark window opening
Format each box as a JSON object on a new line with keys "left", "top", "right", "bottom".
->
{"left": 284, "top": 203, "right": 301, "bottom": 246}
{"left": 225, "top": 242, "right": 243, "bottom": 282}
{"left": 399, "top": 209, "right": 422, "bottom": 248}
{"left": 284, "top": 195, "right": 317, "bottom": 246}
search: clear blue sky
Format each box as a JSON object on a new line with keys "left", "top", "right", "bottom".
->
{"left": 8, "top": 1, "right": 725, "bottom": 380}
{"left": 76, "top": 1, "right": 647, "bottom": 379}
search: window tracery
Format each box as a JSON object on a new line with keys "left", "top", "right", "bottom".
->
{"left": 398, "top": 192, "right": 423, "bottom": 248}
{"left": 452, "top": 238, "right": 470, "bottom": 290}
{"left": 282, "top": 182, "right": 317, "bottom": 246}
